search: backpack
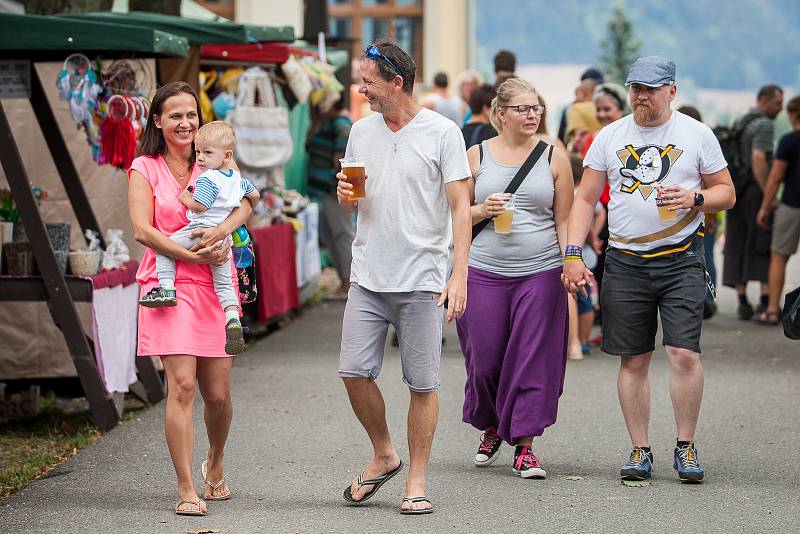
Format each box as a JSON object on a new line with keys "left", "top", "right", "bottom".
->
{"left": 712, "top": 113, "right": 760, "bottom": 194}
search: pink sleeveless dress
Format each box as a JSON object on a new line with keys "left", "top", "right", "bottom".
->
{"left": 129, "top": 155, "right": 237, "bottom": 358}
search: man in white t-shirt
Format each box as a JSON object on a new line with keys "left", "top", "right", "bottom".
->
{"left": 336, "top": 41, "right": 472, "bottom": 514}
{"left": 563, "top": 57, "right": 735, "bottom": 484}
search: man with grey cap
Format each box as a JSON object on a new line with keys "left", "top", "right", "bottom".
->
{"left": 562, "top": 56, "right": 735, "bottom": 483}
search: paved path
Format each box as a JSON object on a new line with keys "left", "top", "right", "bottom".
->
{"left": 1, "top": 259, "right": 799, "bottom": 533}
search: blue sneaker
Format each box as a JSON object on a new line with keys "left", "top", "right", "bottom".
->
{"left": 674, "top": 442, "right": 704, "bottom": 483}
{"left": 620, "top": 447, "right": 653, "bottom": 480}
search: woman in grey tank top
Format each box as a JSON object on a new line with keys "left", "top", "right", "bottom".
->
{"left": 455, "top": 78, "right": 574, "bottom": 479}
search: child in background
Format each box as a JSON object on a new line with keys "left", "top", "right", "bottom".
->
{"left": 567, "top": 153, "right": 606, "bottom": 360}
{"left": 139, "top": 121, "right": 260, "bottom": 355}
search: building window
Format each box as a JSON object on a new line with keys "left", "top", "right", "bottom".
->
{"left": 329, "top": 17, "right": 352, "bottom": 38}
{"left": 326, "top": 0, "right": 424, "bottom": 79}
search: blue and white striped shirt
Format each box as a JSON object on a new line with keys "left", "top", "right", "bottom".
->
{"left": 187, "top": 168, "right": 254, "bottom": 226}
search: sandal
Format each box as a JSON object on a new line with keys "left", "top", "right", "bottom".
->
{"left": 400, "top": 496, "right": 433, "bottom": 515}
{"left": 175, "top": 499, "right": 206, "bottom": 516}
{"left": 753, "top": 310, "right": 780, "bottom": 325}
{"left": 342, "top": 460, "right": 403, "bottom": 505}
{"left": 201, "top": 459, "right": 231, "bottom": 501}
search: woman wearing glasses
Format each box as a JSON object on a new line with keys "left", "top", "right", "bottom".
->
{"left": 456, "top": 78, "right": 573, "bottom": 479}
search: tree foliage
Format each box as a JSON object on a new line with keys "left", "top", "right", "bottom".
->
{"left": 600, "top": 2, "right": 641, "bottom": 84}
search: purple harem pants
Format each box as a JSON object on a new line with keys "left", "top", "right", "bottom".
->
{"left": 456, "top": 266, "right": 568, "bottom": 444}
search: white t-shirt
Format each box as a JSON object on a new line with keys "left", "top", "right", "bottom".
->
{"left": 584, "top": 111, "right": 727, "bottom": 252}
{"left": 345, "top": 108, "right": 470, "bottom": 292}
{"left": 188, "top": 168, "right": 255, "bottom": 226}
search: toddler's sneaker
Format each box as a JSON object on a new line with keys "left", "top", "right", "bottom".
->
{"left": 620, "top": 447, "right": 653, "bottom": 480}
{"left": 139, "top": 287, "right": 177, "bottom": 308}
{"left": 474, "top": 427, "right": 502, "bottom": 467}
{"left": 512, "top": 446, "right": 546, "bottom": 479}
{"left": 224, "top": 318, "right": 245, "bottom": 355}
{"left": 674, "top": 442, "right": 704, "bottom": 483}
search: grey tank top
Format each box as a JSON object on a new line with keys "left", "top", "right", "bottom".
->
{"left": 469, "top": 141, "right": 563, "bottom": 277}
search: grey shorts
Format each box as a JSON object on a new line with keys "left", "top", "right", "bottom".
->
{"left": 772, "top": 203, "right": 800, "bottom": 256}
{"left": 338, "top": 283, "right": 443, "bottom": 392}
{"left": 600, "top": 235, "right": 706, "bottom": 356}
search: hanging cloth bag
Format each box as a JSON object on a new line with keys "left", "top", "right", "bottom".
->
{"left": 228, "top": 67, "right": 293, "bottom": 169}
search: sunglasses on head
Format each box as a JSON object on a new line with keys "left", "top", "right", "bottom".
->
{"left": 364, "top": 44, "right": 403, "bottom": 78}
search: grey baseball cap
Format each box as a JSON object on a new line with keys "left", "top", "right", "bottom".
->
{"left": 625, "top": 56, "right": 676, "bottom": 87}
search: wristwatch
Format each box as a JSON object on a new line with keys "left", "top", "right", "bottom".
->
{"left": 694, "top": 192, "right": 705, "bottom": 207}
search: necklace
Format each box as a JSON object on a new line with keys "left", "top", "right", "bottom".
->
{"left": 164, "top": 157, "right": 191, "bottom": 185}
{"left": 392, "top": 128, "right": 408, "bottom": 154}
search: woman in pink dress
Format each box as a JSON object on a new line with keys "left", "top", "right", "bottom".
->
{"left": 128, "top": 81, "right": 254, "bottom": 516}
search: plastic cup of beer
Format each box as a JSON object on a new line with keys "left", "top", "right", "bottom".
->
{"left": 494, "top": 194, "right": 515, "bottom": 234}
{"left": 339, "top": 157, "right": 366, "bottom": 199}
{"left": 655, "top": 187, "right": 677, "bottom": 221}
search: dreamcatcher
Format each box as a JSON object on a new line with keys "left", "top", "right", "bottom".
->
{"left": 57, "top": 57, "right": 154, "bottom": 170}
{"left": 56, "top": 53, "right": 102, "bottom": 160}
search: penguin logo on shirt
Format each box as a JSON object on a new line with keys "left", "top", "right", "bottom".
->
{"left": 616, "top": 144, "right": 683, "bottom": 200}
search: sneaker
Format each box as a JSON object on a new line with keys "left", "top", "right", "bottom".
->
{"left": 674, "top": 442, "right": 704, "bottom": 483}
{"left": 512, "top": 446, "right": 546, "bottom": 479}
{"left": 224, "top": 318, "right": 245, "bottom": 355}
{"left": 737, "top": 301, "right": 754, "bottom": 320}
{"left": 620, "top": 447, "right": 653, "bottom": 480}
{"left": 474, "top": 428, "right": 502, "bottom": 467}
{"left": 568, "top": 345, "right": 584, "bottom": 361}
{"left": 581, "top": 342, "right": 591, "bottom": 355}
{"left": 139, "top": 287, "right": 177, "bottom": 308}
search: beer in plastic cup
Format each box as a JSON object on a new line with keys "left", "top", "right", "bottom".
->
{"left": 339, "top": 157, "right": 366, "bottom": 199}
{"left": 655, "top": 187, "right": 677, "bottom": 221}
{"left": 494, "top": 194, "right": 515, "bottom": 234}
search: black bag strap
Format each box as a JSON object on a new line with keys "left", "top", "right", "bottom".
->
{"left": 471, "top": 140, "right": 549, "bottom": 241}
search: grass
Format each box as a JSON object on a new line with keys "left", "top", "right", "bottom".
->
{"left": 0, "top": 394, "right": 102, "bottom": 498}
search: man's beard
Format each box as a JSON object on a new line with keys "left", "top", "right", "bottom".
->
{"left": 633, "top": 104, "right": 659, "bottom": 125}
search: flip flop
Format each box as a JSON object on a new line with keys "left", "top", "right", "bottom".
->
{"left": 400, "top": 496, "right": 433, "bottom": 515}
{"left": 201, "top": 459, "right": 231, "bottom": 501}
{"left": 175, "top": 499, "right": 206, "bottom": 516}
{"left": 342, "top": 460, "right": 403, "bottom": 505}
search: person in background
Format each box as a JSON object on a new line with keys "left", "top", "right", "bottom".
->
{"left": 422, "top": 71, "right": 465, "bottom": 125}
{"left": 558, "top": 67, "right": 604, "bottom": 145}
{"left": 723, "top": 84, "right": 784, "bottom": 320}
{"left": 565, "top": 79, "right": 603, "bottom": 153}
{"left": 678, "top": 105, "right": 718, "bottom": 318}
{"left": 458, "top": 78, "right": 573, "bottom": 479}
{"left": 567, "top": 155, "right": 604, "bottom": 360}
{"left": 493, "top": 49, "right": 517, "bottom": 87}
{"left": 755, "top": 95, "right": 800, "bottom": 324}
{"left": 307, "top": 98, "right": 355, "bottom": 300}
{"left": 456, "top": 69, "right": 484, "bottom": 126}
{"left": 462, "top": 83, "right": 497, "bottom": 149}
{"left": 576, "top": 82, "right": 628, "bottom": 330}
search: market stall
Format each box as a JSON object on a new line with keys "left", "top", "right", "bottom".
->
{"left": 0, "top": 12, "right": 192, "bottom": 429}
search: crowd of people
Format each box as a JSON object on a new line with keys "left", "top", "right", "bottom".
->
{"left": 128, "top": 40, "right": 799, "bottom": 517}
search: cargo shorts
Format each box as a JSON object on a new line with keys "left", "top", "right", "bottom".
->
{"left": 338, "top": 282, "right": 443, "bottom": 392}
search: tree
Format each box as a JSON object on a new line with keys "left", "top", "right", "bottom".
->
{"left": 600, "top": 1, "right": 641, "bottom": 84}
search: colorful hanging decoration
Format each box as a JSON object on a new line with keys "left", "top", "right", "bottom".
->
{"left": 100, "top": 95, "right": 137, "bottom": 170}
{"left": 56, "top": 57, "right": 153, "bottom": 170}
